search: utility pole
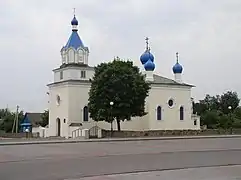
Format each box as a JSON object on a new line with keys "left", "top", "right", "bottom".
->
{"left": 12, "top": 105, "right": 19, "bottom": 133}
{"left": 15, "top": 105, "right": 19, "bottom": 133}
{"left": 12, "top": 115, "right": 16, "bottom": 133}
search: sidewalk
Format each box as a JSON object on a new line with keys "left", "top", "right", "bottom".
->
{"left": 0, "top": 134, "right": 241, "bottom": 146}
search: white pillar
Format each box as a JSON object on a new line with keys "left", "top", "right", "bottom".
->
{"left": 145, "top": 71, "right": 154, "bottom": 82}
{"left": 174, "top": 73, "right": 182, "bottom": 83}
{"left": 72, "top": 25, "right": 78, "bottom": 31}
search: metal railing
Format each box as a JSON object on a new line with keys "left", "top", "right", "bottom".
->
{"left": 71, "top": 128, "right": 83, "bottom": 138}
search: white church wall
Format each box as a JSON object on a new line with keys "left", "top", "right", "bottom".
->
{"left": 54, "top": 71, "right": 61, "bottom": 82}
{"left": 147, "top": 85, "right": 195, "bottom": 130}
{"left": 48, "top": 80, "right": 199, "bottom": 138}
{"left": 32, "top": 127, "right": 43, "bottom": 137}
{"left": 102, "top": 115, "right": 149, "bottom": 131}
{"left": 68, "top": 84, "right": 90, "bottom": 122}
{"left": 55, "top": 82, "right": 151, "bottom": 131}
{"left": 191, "top": 114, "right": 200, "bottom": 130}
{"left": 48, "top": 85, "right": 70, "bottom": 137}
{"left": 53, "top": 67, "right": 95, "bottom": 82}
{"left": 48, "top": 81, "right": 200, "bottom": 137}
{"left": 110, "top": 96, "right": 151, "bottom": 131}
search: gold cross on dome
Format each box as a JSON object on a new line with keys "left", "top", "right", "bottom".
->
{"left": 73, "top": 8, "right": 76, "bottom": 16}
{"left": 145, "top": 37, "right": 149, "bottom": 49}
{"left": 176, "top": 52, "right": 179, "bottom": 62}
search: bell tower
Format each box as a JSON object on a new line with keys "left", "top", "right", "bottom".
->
{"left": 50, "top": 14, "right": 95, "bottom": 83}
{"left": 60, "top": 14, "right": 89, "bottom": 65}
{"left": 47, "top": 13, "right": 95, "bottom": 138}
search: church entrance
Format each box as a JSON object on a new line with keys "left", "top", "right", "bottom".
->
{"left": 56, "top": 118, "right": 61, "bottom": 136}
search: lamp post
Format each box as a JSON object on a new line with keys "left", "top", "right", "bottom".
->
{"left": 228, "top": 106, "right": 232, "bottom": 134}
{"left": 110, "top": 101, "right": 114, "bottom": 137}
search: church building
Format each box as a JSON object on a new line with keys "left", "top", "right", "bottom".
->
{"left": 47, "top": 15, "right": 200, "bottom": 138}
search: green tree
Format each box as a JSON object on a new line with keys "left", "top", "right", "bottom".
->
{"left": 194, "top": 91, "right": 240, "bottom": 128}
{"left": 88, "top": 58, "right": 150, "bottom": 131}
{"left": 193, "top": 94, "right": 220, "bottom": 116}
{"left": 216, "top": 113, "right": 233, "bottom": 130}
{"left": 40, "top": 110, "right": 49, "bottom": 127}
{"left": 234, "top": 107, "right": 241, "bottom": 118}
{"left": 0, "top": 109, "right": 24, "bottom": 133}
{"left": 200, "top": 110, "right": 220, "bottom": 128}
{"left": 233, "top": 107, "right": 241, "bottom": 128}
{"left": 0, "top": 109, "right": 12, "bottom": 132}
{"left": 219, "top": 91, "right": 240, "bottom": 114}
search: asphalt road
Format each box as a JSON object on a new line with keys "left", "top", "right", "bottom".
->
{"left": 74, "top": 165, "right": 241, "bottom": 180}
{"left": 0, "top": 138, "right": 241, "bottom": 180}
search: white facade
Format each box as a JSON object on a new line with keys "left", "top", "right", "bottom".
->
{"left": 47, "top": 15, "right": 200, "bottom": 138}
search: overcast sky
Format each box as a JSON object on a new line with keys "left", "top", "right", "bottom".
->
{"left": 0, "top": 0, "right": 241, "bottom": 112}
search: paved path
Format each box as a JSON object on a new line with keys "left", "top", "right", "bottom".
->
{"left": 0, "top": 137, "right": 241, "bottom": 180}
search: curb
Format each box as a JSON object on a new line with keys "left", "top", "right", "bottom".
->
{"left": 0, "top": 135, "right": 241, "bottom": 146}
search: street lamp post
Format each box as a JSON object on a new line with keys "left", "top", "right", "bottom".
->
{"left": 228, "top": 106, "right": 232, "bottom": 134}
{"left": 110, "top": 101, "right": 114, "bottom": 137}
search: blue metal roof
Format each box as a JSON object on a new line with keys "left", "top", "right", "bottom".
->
{"left": 21, "top": 122, "right": 31, "bottom": 126}
{"left": 21, "top": 113, "right": 31, "bottom": 126}
{"left": 65, "top": 31, "right": 84, "bottom": 50}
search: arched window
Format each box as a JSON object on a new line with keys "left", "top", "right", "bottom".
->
{"left": 83, "top": 106, "right": 89, "bottom": 122}
{"left": 180, "top": 106, "right": 184, "bottom": 120}
{"left": 157, "top": 106, "right": 162, "bottom": 120}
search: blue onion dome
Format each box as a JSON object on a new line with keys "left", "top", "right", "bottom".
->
{"left": 140, "top": 37, "right": 154, "bottom": 64}
{"left": 172, "top": 62, "right": 183, "bottom": 74}
{"left": 71, "top": 16, "right": 78, "bottom": 26}
{"left": 172, "top": 52, "right": 183, "bottom": 74}
{"left": 140, "top": 50, "right": 154, "bottom": 64}
{"left": 144, "top": 59, "right": 155, "bottom": 71}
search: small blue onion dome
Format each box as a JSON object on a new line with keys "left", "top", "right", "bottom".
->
{"left": 140, "top": 51, "right": 154, "bottom": 64}
{"left": 172, "top": 52, "right": 183, "bottom": 74}
{"left": 172, "top": 62, "right": 183, "bottom": 74}
{"left": 71, "top": 16, "right": 78, "bottom": 26}
{"left": 144, "top": 59, "right": 155, "bottom": 71}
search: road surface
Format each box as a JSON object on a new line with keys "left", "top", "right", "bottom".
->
{"left": 0, "top": 137, "right": 241, "bottom": 180}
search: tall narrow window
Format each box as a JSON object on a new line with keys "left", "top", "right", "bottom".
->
{"left": 194, "top": 119, "right": 197, "bottom": 125}
{"left": 83, "top": 106, "right": 89, "bottom": 122}
{"left": 157, "top": 106, "right": 162, "bottom": 120}
{"left": 81, "top": 70, "right": 86, "bottom": 78}
{"left": 60, "top": 71, "right": 63, "bottom": 80}
{"left": 180, "top": 106, "right": 184, "bottom": 120}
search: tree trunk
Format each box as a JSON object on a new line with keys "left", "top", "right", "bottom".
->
{"left": 117, "top": 119, "right": 121, "bottom": 131}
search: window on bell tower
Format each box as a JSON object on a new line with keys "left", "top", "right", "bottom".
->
{"left": 81, "top": 70, "right": 86, "bottom": 78}
{"left": 78, "top": 49, "right": 84, "bottom": 63}
{"left": 60, "top": 71, "right": 63, "bottom": 80}
{"left": 79, "top": 55, "right": 83, "bottom": 63}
